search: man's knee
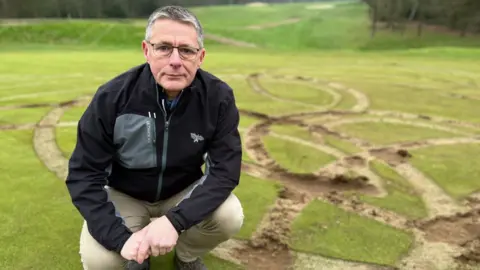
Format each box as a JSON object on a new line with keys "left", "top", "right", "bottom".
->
{"left": 208, "top": 193, "right": 244, "bottom": 237}
{"left": 79, "top": 222, "right": 125, "bottom": 270}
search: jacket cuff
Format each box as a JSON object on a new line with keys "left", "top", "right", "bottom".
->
{"left": 165, "top": 210, "right": 185, "bottom": 235}
{"left": 113, "top": 228, "right": 133, "bottom": 253}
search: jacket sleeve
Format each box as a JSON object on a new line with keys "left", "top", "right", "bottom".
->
{"left": 165, "top": 84, "right": 242, "bottom": 233}
{"left": 66, "top": 89, "right": 132, "bottom": 253}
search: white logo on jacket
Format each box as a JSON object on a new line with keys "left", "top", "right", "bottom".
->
{"left": 190, "top": 133, "right": 204, "bottom": 143}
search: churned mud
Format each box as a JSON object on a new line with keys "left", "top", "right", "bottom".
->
{"left": 232, "top": 187, "right": 309, "bottom": 270}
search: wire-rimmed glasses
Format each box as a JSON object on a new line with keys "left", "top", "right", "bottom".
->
{"left": 146, "top": 41, "right": 201, "bottom": 60}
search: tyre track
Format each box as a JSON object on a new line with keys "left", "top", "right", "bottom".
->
{"left": 394, "top": 163, "right": 468, "bottom": 217}
{"left": 33, "top": 106, "right": 68, "bottom": 180}
{"left": 31, "top": 97, "right": 90, "bottom": 180}
{"left": 247, "top": 73, "right": 343, "bottom": 111}
{"left": 324, "top": 117, "right": 474, "bottom": 137}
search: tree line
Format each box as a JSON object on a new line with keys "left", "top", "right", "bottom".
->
{"left": 363, "top": 0, "right": 480, "bottom": 36}
{"left": 0, "top": 0, "right": 333, "bottom": 18}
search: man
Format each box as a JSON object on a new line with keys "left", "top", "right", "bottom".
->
{"left": 66, "top": 5, "right": 244, "bottom": 270}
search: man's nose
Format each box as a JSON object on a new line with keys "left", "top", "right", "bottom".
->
{"left": 169, "top": 48, "right": 182, "bottom": 68}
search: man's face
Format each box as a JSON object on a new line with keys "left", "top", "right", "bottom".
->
{"left": 142, "top": 19, "right": 205, "bottom": 93}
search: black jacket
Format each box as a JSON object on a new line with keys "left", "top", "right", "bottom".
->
{"left": 66, "top": 63, "right": 242, "bottom": 253}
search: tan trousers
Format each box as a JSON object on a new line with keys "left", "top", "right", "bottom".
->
{"left": 79, "top": 182, "right": 244, "bottom": 270}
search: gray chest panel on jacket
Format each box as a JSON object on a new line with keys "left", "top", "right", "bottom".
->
{"left": 113, "top": 113, "right": 157, "bottom": 169}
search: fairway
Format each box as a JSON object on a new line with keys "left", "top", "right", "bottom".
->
{"left": 2, "top": 1, "right": 480, "bottom": 270}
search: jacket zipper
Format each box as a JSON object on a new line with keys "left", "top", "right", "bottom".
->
{"left": 148, "top": 112, "right": 157, "bottom": 167}
{"left": 155, "top": 90, "right": 184, "bottom": 201}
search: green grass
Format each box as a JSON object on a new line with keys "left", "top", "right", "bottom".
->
{"left": 263, "top": 136, "right": 337, "bottom": 173}
{"left": 56, "top": 127, "right": 77, "bottom": 157}
{"left": 258, "top": 78, "right": 335, "bottom": 107}
{"left": 227, "top": 79, "right": 312, "bottom": 115}
{"left": 410, "top": 144, "right": 480, "bottom": 200}
{"left": 240, "top": 133, "right": 255, "bottom": 163}
{"left": 323, "top": 135, "right": 362, "bottom": 154}
{"left": 0, "top": 107, "right": 52, "bottom": 125}
{"left": 343, "top": 81, "right": 480, "bottom": 123}
{"left": 358, "top": 161, "right": 428, "bottom": 219}
{"left": 333, "top": 122, "right": 458, "bottom": 145}
{"left": 332, "top": 90, "right": 360, "bottom": 110}
{"left": 290, "top": 199, "right": 414, "bottom": 266}
{"left": 0, "top": 130, "right": 83, "bottom": 269}
{"left": 61, "top": 106, "right": 87, "bottom": 122}
{"left": 238, "top": 114, "right": 261, "bottom": 129}
{"left": 0, "top": 20, "right": 223, "bottom": 49}
{"left": 269, "top": 124, "right": 316, "bottom": 142}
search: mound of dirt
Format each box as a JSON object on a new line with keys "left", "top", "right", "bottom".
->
{"left": 343, "top": 155, "right": 366, "bottom": 167}
{"left": 330, "top": 173, "right": 369, "bottom": 187}
{"left": 465, "top": 194, "right": 480, "bottom": 209}
{"left": 369, "top": 147, "right": 412, "bottom": 166}
{"left": 249, "top": 198, "right": 297, "bottom": 251}
{"left": 415, "top": 209, "right": 480, "bottom": 246}
{"left": 278, "top": 185, "right": 310, "bottom": 203}
{"left": 457, "top": 238, "right": 480, "bottom": 264}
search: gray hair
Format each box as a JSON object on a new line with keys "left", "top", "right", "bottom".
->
{"left": 145, "top": 6, "right": 204, "bottom": 48}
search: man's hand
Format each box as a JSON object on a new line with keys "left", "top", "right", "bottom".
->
{"left": 120, "top": 228, "right": 150, "bottom": 262}
{"left": 136, "top": 216, "right": 179, "bottom": 263}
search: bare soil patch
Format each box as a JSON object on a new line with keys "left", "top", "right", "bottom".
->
{"left": 414, "top": 209, "right": 480, "bottom": 246}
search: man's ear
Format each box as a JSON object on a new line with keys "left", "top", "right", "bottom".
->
{"left": 197, "top": 48, "right": 206, "bottom": 67}
{"left": 142, "top": 40, "right": 149, "bottom": 62}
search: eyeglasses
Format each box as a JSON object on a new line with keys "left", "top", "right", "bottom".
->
{"left": 146, "top": 41, "right": 200, "bottom": 60}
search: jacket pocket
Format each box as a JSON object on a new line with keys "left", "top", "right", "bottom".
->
{"left": 113, "top": 113, "right": 157, "bottom": 169}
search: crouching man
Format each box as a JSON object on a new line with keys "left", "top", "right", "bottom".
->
{"left": 66, "top": 5, "right": 244, "bottom": 270}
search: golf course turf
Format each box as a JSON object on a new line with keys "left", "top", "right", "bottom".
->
{"left": 1, "top": 1, "right": 480, "bottom": 269}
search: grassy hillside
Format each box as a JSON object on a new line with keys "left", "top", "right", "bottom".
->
{"left": 2, "top": 1, "right": 480, "bottom": 51}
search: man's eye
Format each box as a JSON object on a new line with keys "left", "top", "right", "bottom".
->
{"left": 156, "top": 45, "right": 171, "bottom": 52}
{"left": 179, "top": 48, "right": 196, "bottom": 55}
